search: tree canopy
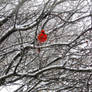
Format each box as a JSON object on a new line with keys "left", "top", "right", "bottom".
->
{"left": 0, "top": 0, "right": 92, "bottom": 92}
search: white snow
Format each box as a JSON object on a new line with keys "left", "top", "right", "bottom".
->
{"left": 0, "top": 85, "right": 20, "bottom": 92}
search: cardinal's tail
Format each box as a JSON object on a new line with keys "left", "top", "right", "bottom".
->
{"left": 37, "top": 48, "right": 40, "bottom": 53}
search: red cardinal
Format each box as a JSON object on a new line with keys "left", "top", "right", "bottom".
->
{"left": 37, "top": 29, "right": 47, "bottom": 52}
{"left": 37, "top": 29, "right": 47, "bottom": 43}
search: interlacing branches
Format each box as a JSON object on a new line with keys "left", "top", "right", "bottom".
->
{"left": 0, "top": 0, "right": 92, "bottom": 92}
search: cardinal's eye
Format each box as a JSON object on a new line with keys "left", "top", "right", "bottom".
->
{"left": 42, "top": 32, "right": 44, "bottom": 34}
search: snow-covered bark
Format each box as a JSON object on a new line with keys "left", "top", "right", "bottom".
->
{"left": 0, "top": 0, "right": 92, "bottom": 92}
